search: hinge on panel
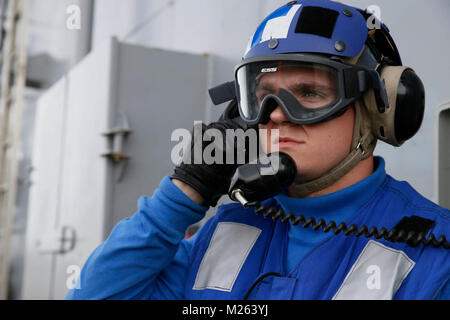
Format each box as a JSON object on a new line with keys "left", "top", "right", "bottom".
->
{"left": 36, "top": 226, "right": 77, "bottom": 254}
{"left": 101, "top": 111, "right": 132, "bottom": 181}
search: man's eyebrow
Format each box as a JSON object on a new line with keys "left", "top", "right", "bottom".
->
{"left": 256, "top": 79, "right": 336, "bottom": 92}
{"left": 255, "top": 81, "right": 276, "bottom": 91}
{"left": 288, "top": 82, "right": 335, "bottom": 92}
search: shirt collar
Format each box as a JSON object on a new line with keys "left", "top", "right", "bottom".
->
{"left": 274, "top": 156, "right": 387, "bottom": 222}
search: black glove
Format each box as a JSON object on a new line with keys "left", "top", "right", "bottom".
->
{"left": 171, "top": 100, "right": 253, "bottom": 207}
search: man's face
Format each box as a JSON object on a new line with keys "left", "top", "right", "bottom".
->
{"left": 257, "top": 64, "right": 355, "bottom": 183}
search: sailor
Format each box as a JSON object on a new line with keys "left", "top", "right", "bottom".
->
{"left": 67, "top": 0, "right": 449, "bottom": 300}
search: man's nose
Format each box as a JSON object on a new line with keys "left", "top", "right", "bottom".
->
{"left": 269, "top": 105, "right": 289, "bottom": 124}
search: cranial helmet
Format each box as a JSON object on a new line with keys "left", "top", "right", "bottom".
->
{"left": 209, "top": 0, "right": 425, "bottom": 196}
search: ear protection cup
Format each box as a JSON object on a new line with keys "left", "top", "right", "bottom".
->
{"left": 393, "top": 69, "right": 425, "bottom": 142}
{"left": 363, "top": 65, "right": 425, "bottom": 147}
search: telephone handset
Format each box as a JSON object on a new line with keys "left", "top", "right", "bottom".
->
{"left": 228, "top": 152, "right": 449, "bottom": 249}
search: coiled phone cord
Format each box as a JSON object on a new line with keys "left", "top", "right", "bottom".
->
{"left": 244, "top": 201, "right": 450, "bottom": 249}
{"left": 229, "top": 152, "right": 449, "bottom": 250}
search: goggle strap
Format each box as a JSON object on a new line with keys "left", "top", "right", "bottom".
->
{"left": 208, "top": 81, "right": 236, "bottom": 106}
{"left": 343, "top": 68, "right": 363, "bottom": 98}
{"left": 367, "top": 70, "right": 389, "bottom": 113}
{"left": 343, "top": 68, "right": 377, "bottom": 98}
{"left": 292, "top": 131, "right": 376, "bottom": 197}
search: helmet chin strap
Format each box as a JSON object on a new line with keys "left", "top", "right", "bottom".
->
{"left": 291, "top": 99, "right": 377, "bottom": 197}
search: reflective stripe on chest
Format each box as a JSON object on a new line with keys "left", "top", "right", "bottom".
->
{"left": 191, "top": 222, "right": 416, "bottom": 299}
{"left": 193, "top": 222, "right": 261, "bottom": 292}
{"left": 333, "top": 240, "right": 415, "bottom": 300}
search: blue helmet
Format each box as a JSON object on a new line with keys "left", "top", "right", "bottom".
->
{"left": 243, "top": 0, "right": 400, "bottom": 63}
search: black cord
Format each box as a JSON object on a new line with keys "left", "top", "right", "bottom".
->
{"left": 246, "top": 201, "right": 450, "bottom": 249}
{"left": 243, "top": 272, "right": 282, "bottom": 300}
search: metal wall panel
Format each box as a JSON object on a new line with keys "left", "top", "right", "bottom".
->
{"left": 109, "top": 43, "right": 209, "bottom": 227}
{"left": 21, "top": 78, "right": 68, "bottom": 299}
{"left": 50, "top": 38, "right": 116, "bottom": 299}
{"left": 22, "top": 37, "right": 208, "bottom": 299}
{"left": 436, "top": 101, "right": 450, "bottom": 209}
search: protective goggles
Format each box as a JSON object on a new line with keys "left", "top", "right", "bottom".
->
{"left": 234, "top": 54, "right": 387, "bottom": 125}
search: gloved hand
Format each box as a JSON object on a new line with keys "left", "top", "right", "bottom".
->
{"left": 171, "top": 100, "right": 252, "bottom": 207}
